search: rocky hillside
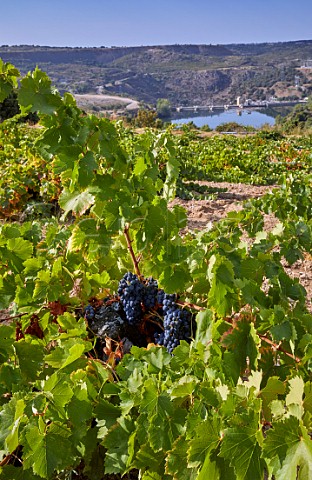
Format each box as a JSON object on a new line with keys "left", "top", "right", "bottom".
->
{"left": 1, "top": 41, "right": 312, "bottom": 106}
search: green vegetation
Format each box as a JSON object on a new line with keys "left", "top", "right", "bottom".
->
{"left": 214, "top": 121, "right": 256, "bottom": 133}
{"left": 131, "top": 108, "right": 163, "bottom": 128}
{"left": 276, "top": 97, "right": 312, "bottom": 132}
{"left": 0, "top": 63, "right": 311, "bottom": 479}
{"left": 156, "top": 98, "right": 171, "bottom": 118}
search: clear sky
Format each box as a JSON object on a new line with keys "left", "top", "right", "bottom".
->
{"left": 1, "top": 0, "right": 311, "bottom": 47}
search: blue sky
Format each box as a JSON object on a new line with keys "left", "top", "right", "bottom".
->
{"left": 1, "top": 0, "right": 311, "bottom": 47}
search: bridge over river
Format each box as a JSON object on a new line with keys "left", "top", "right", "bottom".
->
{"left": 173, "top": 99, "right": 307, "bottom": 113}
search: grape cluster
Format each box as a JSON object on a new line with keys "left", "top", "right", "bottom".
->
{"left": 87, "top": 303, "right": 125, "bottom": 340}
{"left": 85, "top": 305, "right": 95, "bottom": 321}
{"left": 117, "top": 272, "right": 144, "bottom": 325}
{"left": 143, "top": 277, "right": 158, "bottom": 309}
{"left": 84, "top": 272, "right": 193, "bottom": 357}
{"left": 156, "top": 292, "right": 192, "bottom": 353}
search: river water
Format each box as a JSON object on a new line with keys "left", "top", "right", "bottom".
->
{"left": 171, "top": 108, "right": 276, "bottom": 129}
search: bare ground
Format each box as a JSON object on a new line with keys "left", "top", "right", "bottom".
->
{"left": 74, "top": 94, "right": 140, "bottom": 111}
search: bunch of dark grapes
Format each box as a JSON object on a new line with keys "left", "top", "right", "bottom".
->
{"left": 86, "top": 302, "right": 125, "bottom": 340}
{"left": 84, "top": 272, "right": 193, "bottom": 358}
{"left": 85, "top": 305, "right": 95, "bottom": 322}
{"left": 118, "top": 272, "right": 144, "bottom": 325}
{"left": 163, "top": 306, "right": 192, "bottom": 353}
{"left": 143, "top": 277, "right": 158, "bottom": 309}
{"left": 155, "top": 291, "right": 192, "bottom": 353}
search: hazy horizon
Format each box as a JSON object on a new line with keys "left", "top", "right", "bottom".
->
{"left": 2, "top": 39, "right": 312, "bottom": 49}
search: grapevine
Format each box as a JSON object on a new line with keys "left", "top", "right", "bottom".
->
{"left": 0, "top": 62, "right": 311, "bottom": 480}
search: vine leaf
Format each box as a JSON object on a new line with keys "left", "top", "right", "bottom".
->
{"left": 0, "top": 59, "right": 19, "bottom": 102}
{"left": 59, "top": 188, "right": 95, "bottom": 217}
{"left": 23, "top": 423, "right": 73, "bottom": 478}
{"left": 0, "top": 396, "right": 25, "bottom": 455}
{"left": 14, "top": 341, "right": 44, "bottom": 382}
{"left": 134, "top": 442, "right": 165, "bottom": 474}
{"left": 95, "top": 399, "right": 122, "bottom": 438}
{"left": 286, "top": 376, "right": 305, "bottom": 419}
{"left": 102, "top": 416, "right": 135, "bottom": 475}
{"left": 207, "top": 255, "right": 236, "bottom": 316}
{"left": 303, "top": 381, "right": 312, "bottom": 414}
{"left": 18, "top": 68, "right": 62, "bottom": 114}
{"left": 222, "top": 320, "right": 260, "bottom": 383}
{"left": 18, "top": 68, "right": 62, "bottom": 115}
{"left": 44, "top": 340, "right": 88, "bottom": 370}
{"left": 263, "top": 417, "right": 312, "bottom": 479}
{"left": 219, "top": 426, "right": 265, "bottom": 479}
{"left": 187, "top": 417, "right": 220, "bottom": 468}
{"left": 194, "top": 309, "right": 214, "bottom": 346}
{"left": 43, "top": 372, "right": 74, "bottom": 409}
{"left": 260, "top": 377, "right": 285, "bottom": 421}
{"left": 0, "top": 465, "right": 41, "bottom": 479}
{"left": 166, "top": 436, "right": 197, "bottom": 480}
{"left": 141, "top": 471, "right": 163, "bottom": 480}
{"left": 78, "top": 151, "right": 98, "bottom": 187}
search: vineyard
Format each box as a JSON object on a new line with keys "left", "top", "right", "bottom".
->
{"left": 0, "top": 60, "right": 311, "bottom": 480}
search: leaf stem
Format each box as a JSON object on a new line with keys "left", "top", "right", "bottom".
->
{"left": 176, "top": 300, "right": 205, "bottom": 311}
{"left": 0, "top": 312, "right": 27, "bottom": 323}
{"left": 259, "top": 335, "right": 301, "bottom": 363}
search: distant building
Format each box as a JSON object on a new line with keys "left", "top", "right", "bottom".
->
{"left": 301, "top": 59, "right": 312, "bottom": 68}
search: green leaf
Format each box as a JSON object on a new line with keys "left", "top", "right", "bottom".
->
{"left": 141, "top": 471, "right": 164, "bottom": 480}
{"left": 286, "top": 376, "right": 305, "bottom": 419}
{"left": 194, "top": 309, "right": 214, "bottom": 346}
{"left": 33, "top": 270, "right": 64, "bottom": 302}
{"left": 220, "top": 425, "right": 265, "bottom": 480}
{"left": 159, "top": 265, "right": 191, "bottom": 293}
{"left": 170, "top": 375, "right": 199, "bottom": 400}
{"left": 222, "top": 321, "right": 260, "bottom": 383}
{"left": 166, "top": 436, "right": 197, "bottom": 480}
{"left": 44, "top": 340, "right": 87, "bottom": 370}
{"left": 0, "top": 465, "right": 41, "bottom": 479}
{"left": 23, "top": 423, "right": 73, "bottom": 478}
{"left": 0, "top": 396, "right": 25, "bottom": 455}
{"left": 140, "top": 378, "right": 185, "bottom": 452}
{"left": 0, "top": 59, "right": 19, "bottom": 102}
{"left": 95, "top": 399, "right": 122, "bottom": 438}
{"left": 271, "top": 321, "right": 293, "bottom": 342}
{"left": 264, "top": 417, "right": 312, "bottom": 479}
{"left": 134, "top": 442, "right": 165, "bottom": 474}
{"left": 303, "top": 381, "right": 312, "bottom": 414}
{"left": 197, "top": 454, "right": 220, "bottom": 480}
{"left": 260, "top": 377, "right": 285, "bottom": 421}
{"left": 78, "top": 151, "right": 98, "bottom": 187}
{"left": 207, "top": 255, "right": 237, "bottom": 316}
{"left": 14, "top": 341, "right": 45, "bottom": 382}
{"left": 43, "top": 372, "right": 74, "bottom": 408}
{"left": 18, "top": 68, "right": 62, "bottom": 114}
{"left": 187, "top": 417, "right": 220, "bottom": 468}
{"left": 141, "top": 346, "right": 171, "bottom": 374}
{"left": 7, "top": 238, "right": 33, "bottom": 260}
{"left": 133, "top": 156, "right": 147, "bottom": 176}
{"left": 149, "top": 401, "right": 185, "bottom": 453}
{"left": 59, "top": 188, "right": 95, "bottom": 217}
{"left": 286, "top": 376, "right": 304, "bottom": 406}
{"left": 23, "top": 257, "right": 45, "bottom": 277}
{"left": 103, "top": 416, "right": 135, "bottom": 475}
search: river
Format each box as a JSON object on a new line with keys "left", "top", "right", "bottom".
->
{"left": 171, "top": 108, "right": 279, "bottom": 129}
